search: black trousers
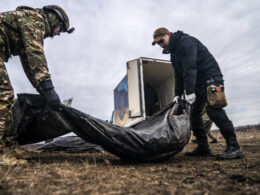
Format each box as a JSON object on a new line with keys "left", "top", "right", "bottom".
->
{"left": 190, "top": 84, "right": 237, "bottom": 143}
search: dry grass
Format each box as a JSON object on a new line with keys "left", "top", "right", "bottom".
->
{"left": 0, "top": 129, "right": 260, "bottom": 195}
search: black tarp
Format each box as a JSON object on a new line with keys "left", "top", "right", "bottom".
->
{"left": 14, "top": 94, "right": 191, "bottom": 161}
{"left": 37, "top": 136, "right": 103, "bottom": 153}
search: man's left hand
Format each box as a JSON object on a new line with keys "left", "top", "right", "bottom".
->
{"left": 37, "top": 79, "right": 61, "bottom": 110}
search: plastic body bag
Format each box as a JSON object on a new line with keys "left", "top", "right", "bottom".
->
{"left": 37, "top": 136, "right": 103, "bottom": 153}
{"left": 14, "top": 94, "right": 191, "bottom": 161}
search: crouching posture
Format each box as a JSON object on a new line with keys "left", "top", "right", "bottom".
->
{"left": 0, "top": 5, "right": 74, "bottom": 159}
{"left": 152, "top": 27, "right": 244, "bottom": 159}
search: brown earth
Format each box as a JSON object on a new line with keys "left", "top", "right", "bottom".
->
{"left": 0, "top": 129, "right": 259, "bottom": 195}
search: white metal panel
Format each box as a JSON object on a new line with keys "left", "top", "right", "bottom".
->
{"left": 127, "top": 60, "right": 143, "bottom": 117}
{"left": 139, "top": 58, "right": 146, "bottom": 119}
{"left": 142, "top": 59, "right": 174, "bottom": 109}
{"left": 156, "top": 76, "right": 174, "bottom": 108}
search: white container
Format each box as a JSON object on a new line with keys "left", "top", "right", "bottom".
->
{"left": 112, "top": 57, "right": 175, "bottom": 127}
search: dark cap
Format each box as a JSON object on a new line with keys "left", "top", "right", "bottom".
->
{"left": 152, "top": 27, "right": 169, "bottom": 46}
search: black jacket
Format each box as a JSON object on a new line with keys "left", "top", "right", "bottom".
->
{"left": 169, "top": 31, "right": 223, "bottom": 96}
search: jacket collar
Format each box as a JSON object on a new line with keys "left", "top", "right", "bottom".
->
{"left": 169, "top": 31, "right": 184, "bottom": 53}
{"left": 36, "top": 9, "right": 52, "bottom": 38}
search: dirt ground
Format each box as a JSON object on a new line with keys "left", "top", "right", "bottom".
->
{"left": 0, "top": 129, "right": 259, "bottom": 195}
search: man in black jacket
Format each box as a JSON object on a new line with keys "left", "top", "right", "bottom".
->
{"left": 152, "top": 27, "right": 244, "bottom": 159}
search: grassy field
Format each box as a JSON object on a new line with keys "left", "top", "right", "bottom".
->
{"left": 0, "top": 129, "right": 259, "bottom": 195}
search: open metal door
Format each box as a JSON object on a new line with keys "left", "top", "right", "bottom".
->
{"left": 127, "top": 59, "right": 143, "bottom": 118}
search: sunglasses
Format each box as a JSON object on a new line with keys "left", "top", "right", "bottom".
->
{"left": 157, "top": 38, "right": 165, "bottom": 45}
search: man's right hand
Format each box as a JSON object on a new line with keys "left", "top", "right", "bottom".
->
{"left": 186, "top": 93, "right": 196, "bottom": 105}
{"left": 37, "top": 79, "right": 61, "bottom": 108}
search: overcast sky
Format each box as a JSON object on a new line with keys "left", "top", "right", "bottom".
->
{"left": 1, "top": 0, "right": 260, "bottom": 127}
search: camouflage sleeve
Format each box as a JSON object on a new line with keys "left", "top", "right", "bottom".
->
{"left": 19, "top": 53, "right": 40, "bottom": 89}
{"left": 17, "top": 14, "right": 50, "bottom": 88}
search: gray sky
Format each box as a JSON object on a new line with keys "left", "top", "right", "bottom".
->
{"left": 1, "top": 0, "right": 260, "bottom": 126}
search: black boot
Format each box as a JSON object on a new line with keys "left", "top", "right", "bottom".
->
{"left": 185, "top": 135, "right": 212, "bottom": 156}
{"left": 217, "top": 134, "right": 244, "bottom": 159}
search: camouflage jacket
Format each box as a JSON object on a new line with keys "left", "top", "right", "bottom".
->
{"left": 0, "top": 6, "right": 51, "bottom": 88}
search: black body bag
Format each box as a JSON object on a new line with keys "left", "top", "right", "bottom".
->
{"left": 13, "top": 94, "right": 191, "bottom": 161}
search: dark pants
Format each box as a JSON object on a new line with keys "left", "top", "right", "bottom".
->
{"left": 190, "top": 83, "right": 238, "bottom": 147}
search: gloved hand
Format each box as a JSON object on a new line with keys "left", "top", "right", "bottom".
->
{"left": 37, "top": 79, "right": 61, "bottom": 109}
{"left": 173, "top": 96, "right": 180, "bottom": 104}
{"left": 186, "top": 93, "right": 196, "bottom": 105}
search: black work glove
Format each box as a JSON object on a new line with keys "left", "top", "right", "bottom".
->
{"left": 37, "top": 79, "right": 61, "bottom": 109}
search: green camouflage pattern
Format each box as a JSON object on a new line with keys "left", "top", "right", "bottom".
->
{"left": 43, "top": 5, "right": 70, "bottom": 32}
{"left": 0, "top": 58, "right": 14, "bottom": 147}
{"left": 45, "top": 11, "right": 61, "bottom": 33}
{"left": 202, "top": 107, "right": 217, "bottom": 140}
{"left": 0, "top": 6, "right": 54, "bottom": 147}
{"left": 0, "top": 7, "right": 51, "bottom": 87}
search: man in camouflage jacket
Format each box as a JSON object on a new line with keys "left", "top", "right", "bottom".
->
{"left": 0, "top": 5, "right": 74, "bottom": 158}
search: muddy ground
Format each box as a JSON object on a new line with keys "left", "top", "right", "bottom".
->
{"left": 0, "top": 129, "right": 259, "bottom": 195}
